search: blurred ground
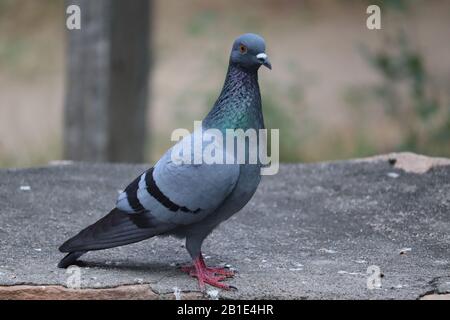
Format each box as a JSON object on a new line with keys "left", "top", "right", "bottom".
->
{"left": 0, "top": 153, "right": 449, "bottom": 299}
{"left": 1, "top": 0, "right": 450, "bottom": 167}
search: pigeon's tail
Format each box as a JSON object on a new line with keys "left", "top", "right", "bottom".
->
{"left": 58, "top": 208, "right": 157, "bottom": 267}
{"left": 58, "top": 251, "right": 86, "bottom": 268}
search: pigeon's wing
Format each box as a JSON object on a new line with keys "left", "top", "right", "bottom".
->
{"left": 59, "top": 132, "right": 240, "bottom": 256}
{"left": 59, "top": 208, "right": 167, "bottom": 253}
{"left": 117, "top": 138, "right": 240, "bottom": 226}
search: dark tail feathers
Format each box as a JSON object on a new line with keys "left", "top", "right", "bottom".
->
{"left": 58, "top": 251, "right": 86, "bottom": 268}
{"left": 58, "top": 208, "right": 157, "bottom": 268}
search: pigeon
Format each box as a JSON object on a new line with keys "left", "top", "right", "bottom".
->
{"left": 58, "top": 33, "right": 271, "bottom": 291}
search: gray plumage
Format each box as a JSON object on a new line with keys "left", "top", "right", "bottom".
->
{"left": 58, "top": 33, "right": 271, "bottom": 277}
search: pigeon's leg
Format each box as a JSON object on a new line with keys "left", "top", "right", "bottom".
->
{"left": 188, "top": 255, "right": 236, "bottom": 291}
{"left": 184, "top": 235, "right": 236, "bottom": 290}
{"left": 181, "top": 253, "right": 235, "bottom": 278}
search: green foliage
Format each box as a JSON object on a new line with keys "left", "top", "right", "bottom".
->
{"left": 0, "top": 0, "right": 15, "bottom": 15}
{"left": 360, "top": 30, "right": 450, "bottom": 156}
{"left": 0, "top": 39, "right": 27, "bottom": 68}
{"left": 262, "top": 93, "right": 300, "bottom": 162}
{"left": 187, "top": 10, "right": 217, "bottom": 36}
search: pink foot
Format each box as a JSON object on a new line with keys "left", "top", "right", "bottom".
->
{"left": 180, "top": 254, "right": 236, "bottom": 291}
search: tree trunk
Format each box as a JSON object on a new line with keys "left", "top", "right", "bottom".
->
{"left": 64, "top": 0, "right": 151, "bottom": 163}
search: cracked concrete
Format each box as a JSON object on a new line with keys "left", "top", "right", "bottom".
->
{"left": 0, "top": 284, "right": 203, "bottom": 300}
{"left": 0, "top": 152, "right": 449, "bottom": 299}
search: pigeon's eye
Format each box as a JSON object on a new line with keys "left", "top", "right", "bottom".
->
{"left": 239, "top": 44, "right": 247, "bottom": 54}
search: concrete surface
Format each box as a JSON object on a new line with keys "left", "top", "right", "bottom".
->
{"left": 0, "top": 152, "right": 449, "bottom": 300}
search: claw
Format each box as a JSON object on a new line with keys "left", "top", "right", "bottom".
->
{"left": 180, "top": 254, "right": 237, "bottom": 291}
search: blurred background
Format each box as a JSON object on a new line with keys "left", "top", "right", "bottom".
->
{"left": 0, "top": 0, "right": 449, "bottom": 168}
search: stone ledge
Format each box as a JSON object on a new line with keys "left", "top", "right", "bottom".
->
{"left": 0, "top": 284, "right": 202, "bottom": 300}
{"left": 420, "top": 294, "right": 450, "bottom": 300}
{"left": 357, "top": 152, "right": 450, "bottom": 173}
{"left": 1, "top": 152, "right": 449, "bottom": 300}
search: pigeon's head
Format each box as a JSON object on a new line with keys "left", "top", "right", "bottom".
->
{"left": 230, "top": 33, "right": 271, "bottom": 71}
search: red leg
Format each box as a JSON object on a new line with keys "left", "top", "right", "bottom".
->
{"left": 180, "top": 254, "right": 236, "bottom": 291}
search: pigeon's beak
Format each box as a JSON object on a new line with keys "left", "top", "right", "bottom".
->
{"left": 256, "top": 53, "right": 272, "bottom": 70}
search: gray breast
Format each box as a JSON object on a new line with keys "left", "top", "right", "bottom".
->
{"left": 205, "top": 164, "right": 261, "bottom": 227}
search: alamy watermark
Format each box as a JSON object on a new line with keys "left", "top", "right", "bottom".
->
{"left": 66, "top": 265, "right": 81, "bottom": 289}
{"left": 367, "top": 5, "right": 381, "bottom": 30}
{"left": 367, "top": 265, "right": 382, "bottom": 289}
{"left": 66, "top": 4, "right": 381, "bottom": 31}
{"left": 170, "top": 121, "right": 279, "bottom": 176}
{"left": 66, "top": 4, "right": 81, "bottom": 30}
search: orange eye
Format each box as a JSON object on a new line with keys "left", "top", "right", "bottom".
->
{"left": 239, "top": 44, "right": 247, "bottom": 54}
